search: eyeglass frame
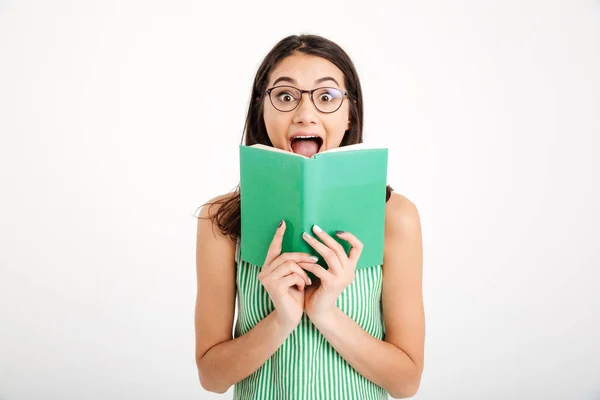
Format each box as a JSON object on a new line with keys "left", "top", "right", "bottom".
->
{"left": 265, "top": 85, "right": 349, "bottom": 114}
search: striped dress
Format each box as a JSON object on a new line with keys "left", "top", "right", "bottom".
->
{"left": 233, "top": 237, "right": 389, "bottom": 400}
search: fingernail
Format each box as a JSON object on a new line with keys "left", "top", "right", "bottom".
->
{"left": 336, "top": 230, "right": 345, "bottom": 235}
{"left": 303, "top": 232, "right": 311, "bottom": 240}
{"left": 309, "top": 256, "right": 319, "bottom": 262}
{"left": 313, "top": 224, "right": 323, "bottom": 233}
{"left": 307, "top": 277, "right": 312, "bottom": 285}
{"left": 278, "top": 220, "right": 283, "bottom": 228}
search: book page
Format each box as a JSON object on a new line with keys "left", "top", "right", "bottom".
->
{"left": 248, "top": 142, "right": 384, "bottom": 158}
{"left": 248, "top": 144, "right": 307, "bottom": 158}
{"left": 318, "top": 142, "right": 382, "bottom": 155}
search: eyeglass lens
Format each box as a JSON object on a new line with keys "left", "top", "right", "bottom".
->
{"left": 269, "top": 86, "right": 344, "bottom": 113}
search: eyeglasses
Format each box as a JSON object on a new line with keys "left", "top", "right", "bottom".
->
{"left": 265, "top": 85, "right": 348, "bottom": 113}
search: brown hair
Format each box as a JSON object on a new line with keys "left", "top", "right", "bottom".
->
{"left": 196, "top": 34, "right": 393, "bottom": 242}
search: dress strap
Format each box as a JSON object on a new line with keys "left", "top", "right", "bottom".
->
{"left": 234, "top": 235, "right": 241, "bottom": 264}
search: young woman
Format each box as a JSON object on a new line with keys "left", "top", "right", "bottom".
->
{"left": 195, "top": 34, "right": 425, "bottom": 399}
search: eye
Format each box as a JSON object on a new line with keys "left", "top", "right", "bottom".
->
{"left": 272, "top": 89, "right": 298, "bottom": 103}
{"left": 278, "top": 92, "right": 296, "bottom": 103}
{"left": 318, "top": 93, "right": 333, "bottom": 102}
{"left": 315, "top": 88, "right": 342, "bottom": 103}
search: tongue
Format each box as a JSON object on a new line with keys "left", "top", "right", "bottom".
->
{"left": 291, "top": 139, "right": 320, "bottom": 158}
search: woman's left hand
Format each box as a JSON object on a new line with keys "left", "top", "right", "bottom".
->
{"left": 300, "top": 225, "right": 363, "bottom": 324}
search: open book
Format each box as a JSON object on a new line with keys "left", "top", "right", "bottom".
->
{"left": 239, "top": 143, "right": 388, "bottom": 271}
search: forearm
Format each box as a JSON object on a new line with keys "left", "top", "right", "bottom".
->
{"left": 197, "top": 310, "right": 294, "bottom": 393}
{"left": 311, "top": 307, "right": 420, "bottom": 399}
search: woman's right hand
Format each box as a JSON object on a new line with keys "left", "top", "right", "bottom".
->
{"left": 258, "top": 220, "right": 318, "bottom": 332}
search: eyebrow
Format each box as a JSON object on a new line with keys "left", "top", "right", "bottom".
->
{"left": 272, "top": 76, "right": 340, "bottom": 87}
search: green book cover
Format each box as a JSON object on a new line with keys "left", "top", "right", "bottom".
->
{"left": 239, "top": 143, "right": 388, "bottom": 271}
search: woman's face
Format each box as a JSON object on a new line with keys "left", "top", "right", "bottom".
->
{"left": 263, "top": 53, "right": 350, "bottom": 157}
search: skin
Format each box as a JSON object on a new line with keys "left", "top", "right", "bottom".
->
{"left": 263, "top": 53, "right": 350, "bottom": 153}
{"left": 196, "top": 53, "right": 425, "bottom": 398}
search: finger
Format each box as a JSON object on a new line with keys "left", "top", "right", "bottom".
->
{"left": 280, "top": 272, "right": 305, "bottom": 291}
{"left": 263, "top": 220, "right": 286, "bottom": 271}
{"left": 259, "top": 253, "right": 319, "bottom": 282}
{"left": 274, "top": 252, "right": 320, "bottom": 266}
{"left": 335, "top": 231, "right": 364, "bottom": 265}
{"left": 271, "top": 260, "right": 312, "bottom": 286}
{"left": 265, "top": 252, "right": 319, "bottom": 276}
{"left": 311, "top": 224, "right": 347, "bottom": 261}
{"left": 298, "top": 261, "right": 333, "bottom": 283}
{"left": 302, "top": 231, "right": 343, "bottom": 275}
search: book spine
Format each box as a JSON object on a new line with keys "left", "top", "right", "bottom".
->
{"left": 302, "top": 159, "right": 320, "bottom": 261}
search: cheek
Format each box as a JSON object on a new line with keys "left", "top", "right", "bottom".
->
{"left": 326, "top": 114, "right": 350, "bottom": 133}
{"left": 330, "top": 104, "right": 350, "bottom": 129}
{"left": 263, "top": 106, "right": 288, "bottom": 142}
{"left": 263, "top": 106, "right": 278, "bottom": 131}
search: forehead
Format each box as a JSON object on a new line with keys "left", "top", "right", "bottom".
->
{"left": 268, "top": 53, "right": 345, "bottom": 86}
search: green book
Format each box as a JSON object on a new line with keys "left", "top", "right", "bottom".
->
{"left": 239, "top": 143, "right": 388, "bottom": 271}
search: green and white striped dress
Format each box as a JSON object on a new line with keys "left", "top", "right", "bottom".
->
{"left": 233, "top": 237, "right": 389, "bottom": 400}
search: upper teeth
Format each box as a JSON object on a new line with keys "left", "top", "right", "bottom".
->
{"left": 295, "top": 136, "right": 319, "bottom": 139}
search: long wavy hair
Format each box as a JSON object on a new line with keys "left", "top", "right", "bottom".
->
{"left": 196, "top": 34, "right": 393, "bottom": 242}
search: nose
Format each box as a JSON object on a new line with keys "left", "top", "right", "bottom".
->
{"left": 292, "top": 92, "right": 319, "bottom": 124}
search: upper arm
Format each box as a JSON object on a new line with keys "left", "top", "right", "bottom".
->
{"left": 195, "top": 194, "right": 237, "bottom": 366}
{"left": 382, "top": 193, "right": 425, "bottom": 376}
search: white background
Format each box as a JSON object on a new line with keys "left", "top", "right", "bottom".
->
{"left": 1, "top": 0, "right": 599, "bottom": 399}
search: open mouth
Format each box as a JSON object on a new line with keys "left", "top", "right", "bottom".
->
{"left": 290, "top": 136, "right": 323, "bottom": 158}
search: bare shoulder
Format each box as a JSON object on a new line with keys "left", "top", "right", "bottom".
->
{"left": 382, "top": 192, "right": 423, "bottom": 273}
{"left": 196, "top": 191, "right": 238, "bottom": 268}
{"left": 198, "top": 192, "right": 237, "bottom": 221}
{"left": 196, "top": 190, "right": 238, "bottom": 264}
{"left": 384, "top": 192, "right": 422, "bottom": 239}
